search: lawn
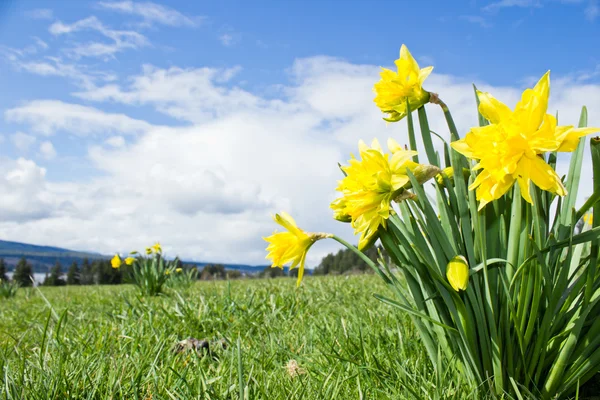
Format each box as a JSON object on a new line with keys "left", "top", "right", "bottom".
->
{"left": 0, "top": 275, "right": 482, "bottom": 399}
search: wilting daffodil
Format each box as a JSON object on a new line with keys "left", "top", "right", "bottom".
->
{"left": 446, "top": 255, "right": 469, "bottom": 292}
{"left": 264, "top": 212, "right": 331, "bottom": 287}
{"left": 111, "top": 254, "right": 122, "bottom": 269}
{"left": 332, "top": 138, "right": 439, "bottom": 250}
{"left": 373, "top": 44, "right": 433, "bottom": 122}
{"left": 451, "top": 71, "right": 599, "bottom": 210}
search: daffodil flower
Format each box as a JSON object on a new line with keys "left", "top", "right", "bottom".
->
{"left": 124, "top": 257, "right": 135, "bottom": 266}
{"left": 332, "top": 138, "right": 439, "bottom": 250}
{"left": 111, "top": 254, "right": 122, "bottom": 269}
{"left": 264, "top": 212, "right": 331, "bottom": 287}
{"left": 373, "top": 44, "right": 433, "bottom": 122}
{"left": 451, "top": 71, "right": 599, "bottom": 210}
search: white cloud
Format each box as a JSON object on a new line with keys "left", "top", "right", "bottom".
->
{"left": 26, "top": 9, "right": 54, "bottom": 20}
{"left": 11, "top": 132, "right": 36, "bottom": 151}
{"left": 460, "top": 15, "right": 493, "bottom": 27}
{"left": 1, "top": 57, "right": 599, "bottom": 267}
{"left": 483, "top": 0, "right": 542, "bottom": 12}
{"left": 49, "top": 16, "right": 149, "bottom": 59}
{"left": 0, "top": 158, "right": 58, "bottom": 222}
{"left": 16, "top": 57, "right": 114, "bottom": 89}
{"left": 586, "top": 0, "right": 599, "bottom": 20}
{"left": 39, "top": 141, "right": 57, "bottom": 160}
{"left": 97, "top": 1, "right": 203, "bottom": 27}
{"left": 105, "top": 135, "right": 126, "bottom": 147}
{"left": 5, "top": 100, "right": 154, "bottom": 136}
{"left": 74, "top": 64, "right": 259, "bottom": 123}
{"left": 32, "top": 37, "right": 49, "bottom": 50}
{"left": 219, "top": 34, "right": 235, "bottom": 46}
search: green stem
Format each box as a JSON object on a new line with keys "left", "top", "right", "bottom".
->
{"left": 406, "top": 99, "right": 419, "bottom": 163}
{"left": 330, "top": 235, "right": 391, "bottom": 285}
{"left": 429, "top": 94, "right": 460, "bottom": 141}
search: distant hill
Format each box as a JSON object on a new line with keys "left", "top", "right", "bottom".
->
{"left": 0, "top": 240, "right": 267, "bottom": 274}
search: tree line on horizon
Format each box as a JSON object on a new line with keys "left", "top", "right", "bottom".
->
{"left": 0, "top": 257, "right": 302, "bottom": 287}
{"left": 313, "top": 245, "right": 387, "bottom": 276}
{"left": 0, "top": 245, "right": 385, "bottom": 288}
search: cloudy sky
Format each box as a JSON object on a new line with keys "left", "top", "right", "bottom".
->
{"left": 0, "top": 0, "right": 598, "bottom": 267}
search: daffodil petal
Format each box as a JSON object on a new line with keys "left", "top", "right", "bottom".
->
{"left": 476, "top": 90, "right": 513, "bottom": 125}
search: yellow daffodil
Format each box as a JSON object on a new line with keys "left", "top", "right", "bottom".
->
{"left": 446, "top": 255, "right": 469, "bottom": 292}
{"left": 451, "top": 71, "right": 599, "bottom": 210}
{"left": 373, "top": 44, "right": 433, "bottom": 122}
{"left": 111, "top": 254, "right": 122, "bottom": 269}
{"left": 124, "top": 257, "right": 135, "bottom": 266}
{"left": 145, "top": 247, "right": 152, "bottom": 255}
{"left": 584, "top": 213, "right": 594, "bottom": 226}
{"left": 152, "top": 242, "right": 162, "bottom": 253}
{"left": 264, "top": 212, "right": 331, "bottom": 287}
{"left": 332, "top": 138, "right": 439, "bottom": 250}
{"left": 176, "top": 268, "right": 182, "bottom": 273}
{"left": 165, "top": 270, "right": 171, "bottom": 275}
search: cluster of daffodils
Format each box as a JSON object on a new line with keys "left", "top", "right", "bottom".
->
{"left": 263, "top": 43, "right": 600, "bottom": 398}
{"left": 111, "top": 242, "right": 162, "bottom": 269}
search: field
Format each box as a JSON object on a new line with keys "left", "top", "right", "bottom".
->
{"left": 0, "top": 275, "right": 463, "bottom": 399}
{"left": 0, "top": 275, "right": 596, "bottom": 400}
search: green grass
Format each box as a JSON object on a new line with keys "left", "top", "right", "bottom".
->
{"left": 0, "top": 275, "right": 591, "bottom": 399}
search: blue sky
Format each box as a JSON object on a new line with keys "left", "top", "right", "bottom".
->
{"left": 0, "top": 0, "right": 598, "bottom": 265}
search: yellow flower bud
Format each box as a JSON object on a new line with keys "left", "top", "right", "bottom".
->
{"left": 435, "top": 167, "right": 470, "bottom": 185}
{"left": 330, "top": 198, "right": 351, "bottom": 223}
{"left": 446, "top": 255, "right": 469, "bottom": 292}
{"left": 124, "top": 257, "right": 135, "bottom": 266}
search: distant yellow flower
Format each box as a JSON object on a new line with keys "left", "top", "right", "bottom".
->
{"left": 373, "top": 44, "right": 433, "bottom": 122}
{"left": 584, "top": 213, "right": 594, "bottom": 226}
{"left": 446, "top": 255, "right": 469, "bottom": 292}
{"left": 176, "top": 268, "right": 183, "bottom": 273}
{"left": 145, "top": 247, "right": 152, "bottom": 255}
{"left": 452, "top": 71, "right": 599, "bottom": 210}
{"left": 332, "top": 138, "right": 439, "bottom": 250}
{"left": 124, "top": 257, "right": 135, "bottom": 266}
{"left": 264, "top": 212, "right": 331, "bottom": 287}
{"left": 152, "top": 242, "right": 162, "bottom": 253}
{"left": 165, "top": 270, "right": 171, "bottom": 275}
{"left": 111, "top": 254, "right": 122, "bottom": 269}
